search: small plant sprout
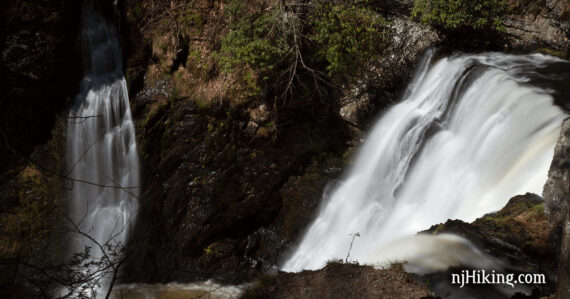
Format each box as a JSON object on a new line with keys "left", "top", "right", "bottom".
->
{"left": 345, "top": 232, "right": 360, "bottom": 263}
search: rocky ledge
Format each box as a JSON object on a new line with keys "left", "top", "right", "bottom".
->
{"left": 422, "top": 193, "right": 557, "bottom": 297}
{"left": 237, "top": 191, "right": 565, "bottom": 298}
{"left": 505, "top": 0, "right": 570, "bottom": 55}
{"left": 240, "top": 262, "right": 435, "bottom": 299}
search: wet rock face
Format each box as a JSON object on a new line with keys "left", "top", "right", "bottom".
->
{"left": 121, "top": 75, "right": 351, "bottom": 283}
{"left": 543, "top": 118, "right": 570, "bottom": 226}
{"left": 0, "top": 0, "right": 82, "bottom": 171}
{"left": 505, "top": 0, "right": 570, "bottom": 55}
{"left": 339, "top": 17, "right": 440, "bottom": 127}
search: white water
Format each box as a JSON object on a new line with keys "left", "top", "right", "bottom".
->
{"left": 66, "top": 1, "right": 139, "bottom": 294}
{"left": 283, "top": 51, "right": 567, "bottom": 272}
{"left": 363, "top": 234, "right": 498, "bottom": 274}
{"left": 111, "top": 281, "right": 244, "bottom": 299}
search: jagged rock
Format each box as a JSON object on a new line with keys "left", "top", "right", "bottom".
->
{"left": 122, "top": 74, "right": 352, "bottom": 283}
{"left": 423, "top": 193, "right": 558, "bottom": 293}
{"left": 548, "top": 118, "right": 570, "bottom": 298}
{"left": 249, "top": 104, "right": 270, "bottom": 123}
{"left": 543, "top": 118, "right": 570, "bottom": 225}
{"left": 339, "top": 82, "right": 374, "bottom": 128}
{"left": 241, "top": 263, "right": 434, "bottom": 299}
{"left": 244, "top": 120, "right": 259, "bottom": 136}
{"left": 558, "top": 210, "right": 570, "bottom": 297}
{"left": 505, "top": 0, "right": 570, "bottom": 55}
{"left": 339, "top": 17, "right": 440, "bottom": 127}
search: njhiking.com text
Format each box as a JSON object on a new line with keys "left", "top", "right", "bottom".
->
{"left": 451, "top": 270, "right": 546, "bottom": 288}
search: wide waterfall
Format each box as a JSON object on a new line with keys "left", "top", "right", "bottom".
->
{"left": 66, "top": 0, "right": 139, "bottom": 291}
{"left": 282, "top": 51, "right": 567, "bottom": 272}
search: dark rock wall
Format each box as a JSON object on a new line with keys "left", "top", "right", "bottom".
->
{"left": 0, "top": 1, "right": 82, "bottom": 295}
{"left": 544, "top": 119, "right": 570, "bottom": 226}
{"left": 123, "top": 79, "right": 352, "bottom": 284}
{"left": 558, "top": 209, "right": 570, "bottom": 297}
{"left": 0, "top": 0, "right": 82, "bottom": 259}
{"left": 0, "top": 0, "right": 82, "bottom": 172}
{"left": 117, "top": 0, "right": 443, "bottom": 284}
{"left": 545, "top": 118, "right": 570, "bottom": 298}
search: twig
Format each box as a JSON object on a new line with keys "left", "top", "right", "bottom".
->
{"left": 345, "top": 232, "right": 360, "bottom": 263}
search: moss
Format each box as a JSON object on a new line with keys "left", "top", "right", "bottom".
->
{"left": 203, "top": 243, "right": 213, "bottom": 254}
{"left": 482, "top": 214, "right": 511, "bottom": 226}
{"left": 0, "top": 117, "right": 66, "bottom": 262}
{"left": 424, "top": 278, "right": 431, "bottom": 288}
{"left": 530, "top": 202, "right": 545, "bottom": 217}
{"left": 141, "top": 99, "right": 170, "bottom": 129}
{"left": 389, "top": 261, "right": 406, "bottom": 270}
{"left": 325, "top": 259, "right": 344, "bottom": 267}
{"left": 432, "top": 223, "right": 446, "bottom": 234}
{"left": 160, "top": 127, "right": 175, "bottom": 154}
{"left": 480, "top": 195, "right": 543, "bottom": 226}
{"left": 191, "top": 94, "right": 210, "bottom": 109}
{"left": 189, "top": 48, "right": 202, "bottom": 64}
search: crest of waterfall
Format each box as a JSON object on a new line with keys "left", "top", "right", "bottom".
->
{"left": 282, "top": 50, "right": 568, "bottom": 272}
{"left": 66, "top": 0, "right": 139, "bottom": 291}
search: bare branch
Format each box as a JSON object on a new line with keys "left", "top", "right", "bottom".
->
{"left": 67, "top": 115, "right": 103, "bottom": 124}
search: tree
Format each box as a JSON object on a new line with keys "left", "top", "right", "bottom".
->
{"left": 215, "top": 0, "right": 390, "bottom": 104}
{"left": 411, "top": 0, "right": 507, "bottom": 32}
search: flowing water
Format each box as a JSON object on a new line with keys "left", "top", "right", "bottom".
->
{"left": 63, "top": 3, "right": 569, "bottom": 295}
{"left": 282, "top": 50, "right": 568, "bottom": 272}
{"left": 66, "top": 1, "right": 139, "bottom": 294}
{"left": 110, "top": 281, "right": 244, "bottom": 299}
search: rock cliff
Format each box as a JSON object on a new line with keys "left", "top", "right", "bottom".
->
{"left": 1, "top": 0, "right": 570, "bottom": 297}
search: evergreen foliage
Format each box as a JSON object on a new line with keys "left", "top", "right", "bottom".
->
{"left": 215, "top": 0, "right": 390, "bottom": 102}
{"left": 411, "top": 0, "right": 507, "bottom": 32}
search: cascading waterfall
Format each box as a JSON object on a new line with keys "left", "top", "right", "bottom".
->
{"left": 282, "top": 50, "right": 568, "bottom": 272}
{"left": 66, "top": 0, "right": 139, "bottom": 291}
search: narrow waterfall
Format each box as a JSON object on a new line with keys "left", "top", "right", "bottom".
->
{"left": 282, "top": 51, "right": 568, "bottom": 272}
{"left": 66, "top": 0, "right": 139, "bottom": 289}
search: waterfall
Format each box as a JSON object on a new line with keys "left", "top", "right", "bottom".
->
{"left": 66, "top": 0, "right": 139, "bottom": 292}
{"left": 282, "top": 51, "right": 568, "bottom": 272}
